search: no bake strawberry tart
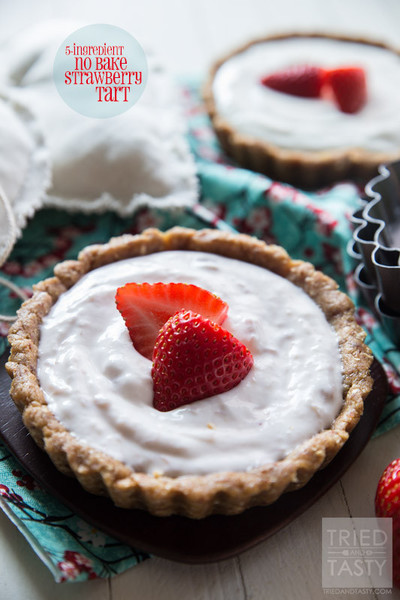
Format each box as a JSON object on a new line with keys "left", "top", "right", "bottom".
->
{"left": 6, "top": 228, "right": 373, "bottom": 518}
{"left": 205, "top": 33, "right": 400, "bottom": 187}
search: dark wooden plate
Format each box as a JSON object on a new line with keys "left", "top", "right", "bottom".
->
{"left": 0, "top": 352, "right": 387, "bottom": 564}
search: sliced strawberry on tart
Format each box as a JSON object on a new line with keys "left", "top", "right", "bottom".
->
{"left": 116, "top": 281, "right": 253, "bottom": 409}
{"left": 152, "top": 309, "right": 254, "bottom": 411}
{"left": 115, "top": 282, "right": 228, "bottom": 360}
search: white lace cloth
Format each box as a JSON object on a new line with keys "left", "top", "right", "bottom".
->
{"left": 0, "top": 95, "right": 50, "bottom": 319}
{"left": 0, "top": 94, "right": 50, "bottom": 250}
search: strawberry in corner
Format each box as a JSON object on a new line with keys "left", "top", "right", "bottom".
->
{"left": 115, "top": 282, "right": 228, "bottom": 360}
{"left": 375, "top": 458, "right": 400, "bottom": 587}
{"left": 152, "top": 309, "right": 254, "bottom": 411}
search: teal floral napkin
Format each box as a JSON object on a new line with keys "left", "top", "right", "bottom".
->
{"left": 0, "top": 81, "right": 399, "bottom": 582}
{"left": 0, "top": 450, "right": 149, "bottom": 582}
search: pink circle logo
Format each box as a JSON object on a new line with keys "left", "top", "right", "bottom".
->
{"left": 53, "top": 24, "right": 148, "bottom": 118}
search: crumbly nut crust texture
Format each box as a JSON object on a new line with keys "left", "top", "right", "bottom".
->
{"left": 203, "top": 32, "right": 400, "bottom": 188}
{"left": 6, "top": 227, "right": 373, "bottom": 518}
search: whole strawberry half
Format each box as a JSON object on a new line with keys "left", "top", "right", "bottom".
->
{"left": 152, "top": 309, "right": 254, "bottom": 411}
{"left": 116, "top": 282, "right": 228, "bottom": 360}
{"left": 325, "top": 66, "right": 367, "bottom": 114}
{"left": 260, "top": 65, "right": 325, "bottom": 98}
{"left": 375, "top": 458, "right": 400, "bottom": 587}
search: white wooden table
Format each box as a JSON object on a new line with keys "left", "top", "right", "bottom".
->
{"left": 1, "top": 1, "right": 400, "bottom": 598}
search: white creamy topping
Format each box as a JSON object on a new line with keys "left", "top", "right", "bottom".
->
{"left": 37, "top": 251, "right": 343, "bottom": 477}
{"left": 213, "top": 37, "right": 400, "bottom": 153}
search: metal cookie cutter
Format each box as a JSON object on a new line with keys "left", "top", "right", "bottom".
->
{"left": 351, "top": 161, "right": 400, "bottom": 346}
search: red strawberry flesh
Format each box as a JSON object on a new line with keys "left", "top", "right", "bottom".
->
{"left": 152, "top": 309, "right": 254, "bottom": 411}
{"left": 261, "top": 65, "right": 325, "bottom": 98}
{"left": 375, "top": 458, "right": 400, "bottom": 587}
{"left": 116, "top": 282, "right": 228, "bottom": 360}
{"left": 325, "top": 66, "right": 367, "bottom": 114}
{"left": 375, "top": 459, "right": 400, "bottom": 519}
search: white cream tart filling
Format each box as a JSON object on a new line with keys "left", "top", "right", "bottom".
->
{"left": 212, "top": 37, "right": 400, "bottom": 153}
{"left": 37, "top": 250, "right": 343, "bottom": 477}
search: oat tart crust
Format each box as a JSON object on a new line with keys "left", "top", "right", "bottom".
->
{"left": 204, "top": 32, "right": 400, "bottom": 188}
{"left": 6, "top": 227, "right": 373, "bottom": 518}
